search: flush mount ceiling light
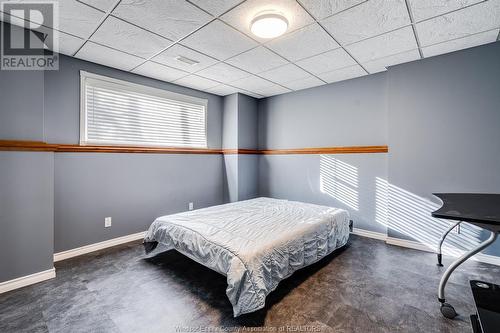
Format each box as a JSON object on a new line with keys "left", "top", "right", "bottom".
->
{"left": 250, "top": 12, "right": 288, "bottom": 39}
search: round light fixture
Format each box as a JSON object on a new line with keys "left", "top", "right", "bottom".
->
{"left": 250, "top": 12, "right": 288, "bottom": 39}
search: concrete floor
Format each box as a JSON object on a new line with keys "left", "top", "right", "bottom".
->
{"left": 1, "top": 235, "right": 499, "bottom": 333}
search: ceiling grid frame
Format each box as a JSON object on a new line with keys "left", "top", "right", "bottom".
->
{"left": 72, "top": 0, "right": 273, "bottom": 96}
{"left": 72, "top": 0, "right": 124, "bottom": 56}
{"left": 412, "top": 0, "right": 489, "bottom": 25}
{"left": 294, "top": 0, "right": 370, "bottom": 74}
{"left": 1, "top": 0, "right": 498, "bottom": 97}
{"left": 72, "top": 0, "right": 500, "bottom": 96}
{"left": 404, "top": 0, "right": 424, "bottom": 59}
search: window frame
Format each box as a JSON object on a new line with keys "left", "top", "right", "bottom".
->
{"left": 79, "top": 71, "right": 209, "bottom": 149}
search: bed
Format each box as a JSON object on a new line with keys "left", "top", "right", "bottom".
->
{"left": 143, "top": 197, "right": 350, "bottom": 316}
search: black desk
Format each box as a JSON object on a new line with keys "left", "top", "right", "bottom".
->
{"left": 470, "top": 280, "right": 500, "bottom": 333}
{"left": 432, "top": 193, "right": 500, "bottom": 319}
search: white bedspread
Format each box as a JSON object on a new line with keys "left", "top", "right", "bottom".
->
{"left": 144, "top": 197, "right": 350, "bottom": 316}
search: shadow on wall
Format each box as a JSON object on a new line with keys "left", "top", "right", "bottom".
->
{"left": 317, "top": 156, "right": 483, "bottom": 256}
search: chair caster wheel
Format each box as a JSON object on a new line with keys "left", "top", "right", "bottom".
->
{"left": 440, "top": 303, "right": 457, "bottom": 319}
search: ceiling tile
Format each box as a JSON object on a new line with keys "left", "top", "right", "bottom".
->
{"left": 14, "top": 22, "right": 85, "bottom": 56}
{"left": 112, "top": 0, "right": 213, "bottom": 41}
{"left": 75, "top": 42, "right": 144, "bottom": 71}
{"left": 59, "top": 1, "right": 107, "bottom": 38}
{"left": 58, "top": 32, "right": 85, "bottom": 56}
{"left": 259, "top": 63, "right": 311, "bottom": 85}
{"left": 181, "top": 20, "right": 258, "bottom": 60}
{"left": 153, "top": 44, "right": 218, "bottom": 73}
{"left": 132, "top": 61, "right": 188, "bottom": 82}
{"left": 173, "top": 75, "right": 220, "bottom": 90}
{"left": 5, "top": 0, "right": 105, "bottom": 38}
{"left": 295, "top": 48, "right": 356, "bottom": 75}
{"left": 90, "top": 16, "right": 172, "bottom": 59}
{"left": 0, "top": 4, "right": 43, "bottom": 26}
{"left": 230, "top": 74, "right": 273, "bottom": 90}
{"left": 422, "top": 29, "right": 499, "bottom": 58}
{"left": 298, "top": 0, "right": 366, "bottom": 20}
{"left": 206, "top": 84, "right": 245, "bottom": 96}
{"left": 416, "top": 1, "right": 500, "bottom": 46}
{"left": 190, "top": 0, "right": 243, "bottom": 17}
{"left": 79, "top": 0, "right": 117, "bottom": 12}
{"left": 317, "top": 65, "right": 367, "bottom": 83}
{"left": 346, "top": 26, "right": 417, "bottom": 63}
{"left": 363, "top": 49, "right": 420, "bottom": 73}
{"left": 321, "top": 0, "right": 410, "bottom": 45}
{"left": 282, "top": 76, "right": 325, "bottom": 90}
{"left": 231, "top": 75, "right": 291, "bottom": 96}
{"left": 221, "top": 0, "right": 315, "bottom": 42}
{"left": 266, "top": 23, "right": 339, "bottom": 61}
{"left": 225, "top": 46, "right": 288, "bottom": 73}
{"left": 408, "top": 0, "right": 483, "bottom": 22}
{"left": 258, "top": 86, "right": 292, "bottom": 97}
{"left": 196, "top": 62, "right": 249, "bottom": 83}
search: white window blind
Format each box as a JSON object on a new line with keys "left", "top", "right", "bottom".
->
{"left": 80, "top": 71, "right": 208, "bottom": 148}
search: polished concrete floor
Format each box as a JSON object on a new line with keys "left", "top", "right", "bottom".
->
{"left": 1, "top": 235, "right": 499, "bottom": 333}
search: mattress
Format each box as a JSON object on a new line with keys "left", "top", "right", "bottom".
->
{"left": 144, "top": 197, "right": 350, "bottom": 316}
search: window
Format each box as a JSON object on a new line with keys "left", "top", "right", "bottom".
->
{"left": 80, "top": 71, "right": 208, "bottom": 148}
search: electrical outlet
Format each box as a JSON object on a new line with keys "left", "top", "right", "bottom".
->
{"left": 105, "top": 217, "right": 112, "bottom": 228}
{"left": 189, "top": 202, "right": 194, "bottom": 211}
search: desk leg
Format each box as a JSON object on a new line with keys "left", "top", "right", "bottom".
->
{"left": 437, "top": 221, "right": 461, "bottom": 266}
{"left": 438, "top": 231, "right": 498, "bottom": 319}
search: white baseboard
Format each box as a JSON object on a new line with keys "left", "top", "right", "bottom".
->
{"left": 475, "top": 253, "right": 500, "bottom": 266}
{"left": 352, "top": 228, "right": 500, "bottom": 266}
{"left": 351, "top": 227, "right": 387, "bottom": 241}
{"left": 385, "top": 236, "right": 436, "bottom": 253}
{"left": 54, "top": 231, "right": 146, "bottom": 262}
{"left": 0, "top": 268, "right": 56, "bottom": 294}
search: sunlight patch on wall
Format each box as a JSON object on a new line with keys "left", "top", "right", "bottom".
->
{"left": 320, "top": 156, "right": 359, "bottom": 210}
{"left": 385, "top": 183, "right": 483, "bottom": 256}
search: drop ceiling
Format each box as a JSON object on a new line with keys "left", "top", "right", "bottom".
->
{"left": 1, "top": 0, "right": 499, "bottom": 98}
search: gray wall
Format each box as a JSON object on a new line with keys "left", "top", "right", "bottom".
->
{"left": 47, "top": 55, "right": 225, "bottom": 252}
{"left": 0, "top": 46, "right": 226, "bottom": 279}
{"left": 237, "top": 94, "right": 259, "bottom": 200}
{"left": 0, "top": 48, "right": 54, "bottom": 281}
{"left": 54, "top": 153, "right": 223, "bottom": 252}
{"left": 238, "top": 94, "right": 259, "bottom": 149}
{"left": 222, "top": 94, "right": 238, "bottom": 149}
{"left": 2, "top": 20, "right": 499, "bottom": 285}
{"left": 258, "top": 41, "right": 500, "bottom": 257}
{"left": 259, "top": 154, "right": 388, "bottom": 234}
{"left": 222, "top": 93, "right": 259, "bottom": 202}
{"left": 238, "top": 154, "right": 259, "bottom": 201}
{"left": 0, "top": 24, "right": 45, "bottom": 141}
{"left": 0, "top": 152, "right": 54, "bottom": 281}
{"left": 387, "top": 41, "right": 500, "bottom": 256}
{"left": 0, "top": 70, "right": 45, "bottom": 141}
{"left": 258, "top": 73, "right": 388, "bottom": 149}
{"left": 222, "top": 94, "right": 239, "bottom": 202}
{"left": 258, "top": 73, "right": 389, "bottom": 234}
